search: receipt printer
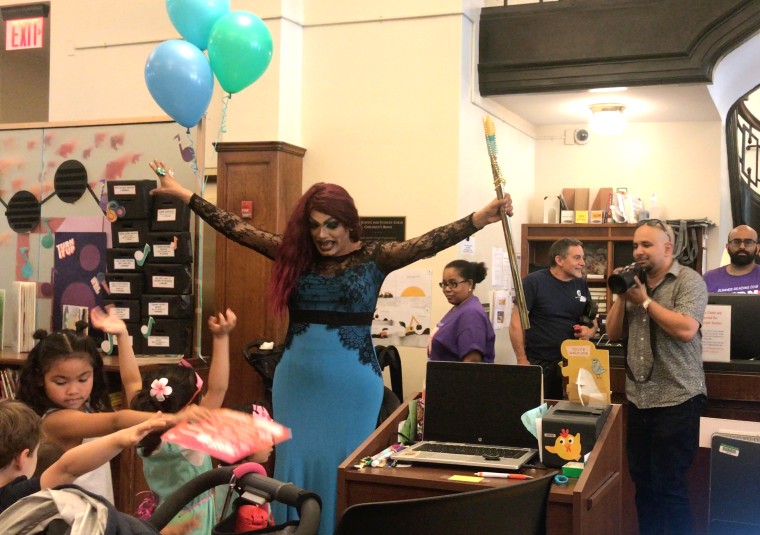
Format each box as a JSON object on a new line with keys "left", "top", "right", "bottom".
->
{"left": 541, "top": 401, "right": 612, "bottom": 469}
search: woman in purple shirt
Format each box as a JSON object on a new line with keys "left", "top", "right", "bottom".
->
{"left": 428, "top": 260, "right": 496, "bottom": 362}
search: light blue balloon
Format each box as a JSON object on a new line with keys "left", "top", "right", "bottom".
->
{"left": 144, "top": 40, "right": 214, "bottom": 129}
{"left": 166, "top": 0, "right": 230, "bottom": 51}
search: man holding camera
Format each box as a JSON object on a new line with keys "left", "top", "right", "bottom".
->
{"left": 703, "top": 224, "right": 760, "bottom": 293}
{"left": 606, "top": 219, "right": 707, "bottom": 535}
{"left": 509, "top": 238, "right": 597, "bottom": 400}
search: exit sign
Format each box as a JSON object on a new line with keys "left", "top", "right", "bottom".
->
{"left": 6, "top": 17, "right": 44, "bottom": 50}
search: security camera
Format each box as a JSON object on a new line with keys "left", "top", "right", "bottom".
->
{"left": 574, "top": 128, "right": 590, "bottom": 145}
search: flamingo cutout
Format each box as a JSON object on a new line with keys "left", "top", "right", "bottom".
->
{"left": 175, "top": 134, "right": 195, "bottom": 162}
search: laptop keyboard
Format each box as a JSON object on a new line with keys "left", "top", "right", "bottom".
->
{"left": 416, "top": 443, "right": 527, "bottom": 459}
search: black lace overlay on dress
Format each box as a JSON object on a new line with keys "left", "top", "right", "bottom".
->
{"left": 189, "top": 194, "right": 280, "bottom": 259}
{"left": 188, "top": 194, "right": 480, "bottom": 372}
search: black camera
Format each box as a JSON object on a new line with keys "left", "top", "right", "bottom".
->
{"left": 608, "top": 263, "right": 648, "bottom": 294}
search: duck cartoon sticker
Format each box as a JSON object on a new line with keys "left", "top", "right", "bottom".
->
{"left": 545, "top": 428, "right": 583, "bottom": 462}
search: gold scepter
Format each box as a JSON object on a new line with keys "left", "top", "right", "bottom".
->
{"left": 483, "top": 116, "right": 530, "bottom": 330}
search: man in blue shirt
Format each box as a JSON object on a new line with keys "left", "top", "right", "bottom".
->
{"left": 509, "top": 238, "right": 597, "bottom": 399}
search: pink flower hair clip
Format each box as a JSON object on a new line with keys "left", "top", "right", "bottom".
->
{"left": 150, "top": 378, "right": 172, "bottom": 402}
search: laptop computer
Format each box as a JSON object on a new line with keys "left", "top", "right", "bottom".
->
{"left": 391, "top": 361, "right": 543, "bottom": 470}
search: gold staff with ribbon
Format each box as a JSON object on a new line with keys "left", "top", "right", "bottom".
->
{"left": 483, "top": 116, "right": 530, "bottom": 330}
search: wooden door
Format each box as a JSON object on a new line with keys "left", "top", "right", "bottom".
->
{"left": 214, "top": 141, "right": 305, "bottom": 408}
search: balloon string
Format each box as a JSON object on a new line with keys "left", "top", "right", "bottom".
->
{"left": 213, "top": 94, "right": 230, "bottom": 151}
{"left": 186, "top": 131, "right": 202, "bottom": 193}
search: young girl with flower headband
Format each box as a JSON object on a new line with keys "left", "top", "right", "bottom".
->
{"left": 16, "top": 320, "right": 210, "bottom": 505}
{"left": 101, "top": 306, "right": 237, "bottom": 535}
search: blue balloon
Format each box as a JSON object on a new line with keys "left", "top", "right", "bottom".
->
{"left": 166, "top": 0, "right": 230, "bottom": 51}
{"left": 144, "top": 40, "right": 214, "bottom": 129}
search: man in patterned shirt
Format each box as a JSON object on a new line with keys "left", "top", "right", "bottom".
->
{"left": 606, "top": 219, "right": 707, "bottom": 535}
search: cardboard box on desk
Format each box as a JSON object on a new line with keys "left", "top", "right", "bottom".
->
{"left": 100, "top": 321, "right": 143, "bottom": 356}
{"left": 103, "top": 298, "right": 140, "bottom": 323}
{"left": 151, "top": 195, "right": 191, "bottom": 232}
{"left": 105, "top": 273, "right": 144, "bottom": 299}
{"left": 143, "top": 264, "right": 193, "bottom": 295}
{"left": 106, "top": 248, "right": 146, "bottom": 273}
{"left": 144, "top": 232, "right": 193, "bottom": 264}
{"left": 542, "top": 401, "right": 612, "bottom": 468}
{"left": 141, "top": 294, "right": 194, "bottom": 319}
{"left": 107, "top": 180, "right": 156, "bottom": 220}
{"left": 111, "top": 219, "right": 150, "bottom": 249}
{"left": 559, "top": 340, "right": 611, "bottom": 405}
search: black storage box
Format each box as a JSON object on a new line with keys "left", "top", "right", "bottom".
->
{"left": 106, "top": 180, "right": 156, "bottom": 220}
{"left": 102, "top": 298, "right": 141, "bottom": 323}
{"left": 541, "top": 401, "right": 612, "bottom": 468}
{"left": 141, "top": 294, "right": 193, "bottom": 319}
{"left": 140, "top": 318, "right": 193, "bottom": 356}
{"left": 143, "top": 264, "right": 193, "bottom": 295}
{"left": 144, "top": 231, "right": 192, "bottom": 264}
{"left": 111, "top": 219, "right": 150, "bottom": 249}
{"left": 106, "top": 248, "right": 145, "bottom": 273}
{"left": 100, "top": 321, "right": 143, "bottom": 356}
{"left": 105, "top": 273, "right": 144, "bottom": 298}
{"left": 151, "top": 195, "right": 191, "bottom": 232}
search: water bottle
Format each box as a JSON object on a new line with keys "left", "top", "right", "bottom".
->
{"left": 649, "top": 193, "right": 661, "bottom": 219}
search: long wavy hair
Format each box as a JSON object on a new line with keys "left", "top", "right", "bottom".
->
{"left": 17, "top": 323, "right": 113, "bottom": 416}
{"left": 269, "top": 183, "right": 362, "bottom": 315}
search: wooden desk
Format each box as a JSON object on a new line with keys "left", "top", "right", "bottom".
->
{"left": 337, "top": 400, "right": 623, "bottom": 535}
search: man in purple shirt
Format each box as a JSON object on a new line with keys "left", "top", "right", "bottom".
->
{"left": 703, "top": 225, "right": 760, "bottom": 293}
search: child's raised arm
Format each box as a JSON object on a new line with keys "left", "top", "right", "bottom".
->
{"left": 40, "top": 414, "right": 170, "bottom": 489}
{"left": 202, "top": 309, "right": 237, "bottom": 409}
{"left": 90, "top": 306, "right": 142, "bottom": 407}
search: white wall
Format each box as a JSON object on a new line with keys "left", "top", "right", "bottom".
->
{"left": 533, "top": 122, "right": 723, "bottom": 269}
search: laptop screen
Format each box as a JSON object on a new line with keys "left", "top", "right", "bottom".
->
{"left": 423, "top": 362, "right": 543, "bottom": 449}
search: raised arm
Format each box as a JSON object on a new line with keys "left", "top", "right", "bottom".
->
{"left": 40, "top": 415, "right": 170, "bottom": 489}
{"left": 508, "top": 305, "right": 529, "bottom": 365}
{"left": 90, "top": 306, "right": 141, "bottom": 406}
{"left": 148, "top": 159, "right": 281, "bottom": 259}
{"left": 376, "top": 196, "right": 513, "bottom": 272}
{"left": 201, "top": 309, "right": 237, "bottom": 409}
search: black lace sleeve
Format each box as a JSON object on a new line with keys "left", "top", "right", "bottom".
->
{"left": 189, "top": 194, "right": 280, "bottom": 259}
{"left": 374, "top": 214, "right": 479, "bottom": 273}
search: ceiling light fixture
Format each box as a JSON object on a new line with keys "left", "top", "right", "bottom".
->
{"left": 589, "top": 103, "right": 627, "bottom": 136}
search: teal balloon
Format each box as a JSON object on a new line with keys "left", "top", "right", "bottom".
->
{"left": 207, "top": 11, "right": 273, "bottom": 94}
{"left": 166, "top": 0, "right": 230, "bottom": 51}
{"left": 144, "top": 40, "right": 214, "bottom": 129}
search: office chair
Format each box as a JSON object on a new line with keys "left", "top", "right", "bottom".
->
{"left": 334, "top": 472, "right": 555, "bottom": 535}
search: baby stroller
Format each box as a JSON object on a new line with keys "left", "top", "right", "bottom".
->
{"left": 0, "top": 464, "right": 320, "bottom": 535}
{"left": 150, "top": 463, "right": 321, "bottom": 535}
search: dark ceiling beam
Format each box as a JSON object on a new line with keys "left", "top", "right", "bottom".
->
{"left": 478, "top": 0, "right": 760, "bottom": 95}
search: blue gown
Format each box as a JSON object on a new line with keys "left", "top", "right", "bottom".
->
{"left": 191, "top": 194, "right": 480, "bottom": 534}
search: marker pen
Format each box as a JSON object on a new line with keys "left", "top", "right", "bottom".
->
{"left": 474, "top": 472, "right": 533, "bottom": 479}
{"left": 370, "top": 444, "right": 404, "bottom": 467}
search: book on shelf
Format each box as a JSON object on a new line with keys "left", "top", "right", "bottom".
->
{"left": 14, "top": 282, "right": 36, "bottom": 353}
{"left": 1, "top": 368, "right": 19, "bottom": 400}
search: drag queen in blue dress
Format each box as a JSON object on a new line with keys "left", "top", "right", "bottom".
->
{"left": 149, "top": 160, "right": 512, "bottom": 534}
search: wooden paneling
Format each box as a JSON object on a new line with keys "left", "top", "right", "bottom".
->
{"left": 214, "top": 141, "right": 305, "bottom": 409}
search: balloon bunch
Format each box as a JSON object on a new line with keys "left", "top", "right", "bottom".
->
{"left": 145, "top": 0, "right": 274, "bottom": 129}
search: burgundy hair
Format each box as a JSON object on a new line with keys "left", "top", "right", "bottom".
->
{"left": 269, "top": 183, "right": 361, "bottom": 315}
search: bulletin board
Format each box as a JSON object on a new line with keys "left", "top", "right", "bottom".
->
{"left": 0, "top": 118, "right": 203, "bottom": 350}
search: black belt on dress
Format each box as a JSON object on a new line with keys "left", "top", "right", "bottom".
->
{"left": 289, "top": 309, "right": 374, "bottom": 326}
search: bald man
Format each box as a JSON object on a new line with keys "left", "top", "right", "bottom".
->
{"left": 606, "top": 219, "right": 707, "bottom": 535}
{"left": 703, "top": 224, "right": 760, "bottom": 293}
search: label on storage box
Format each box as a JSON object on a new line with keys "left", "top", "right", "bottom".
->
{"left": 109, "top": 281, "right": 131, "bottom": 294}
{"left": 148, "top": 303, "right": 170, "bottom": 316}
{"left": 152, "top": 275, "right": 176, "bottom": 289}
{"left": 147, "top": 335, "right": 170, "bottom": 348}
{"left": 156, "top": 208, "right": 177, "bottom": 222}
{"left": 118, "top": 231, "right": 139, "bottom": 244}
{"left": 154, "top": 244, "right": 175, "bottom": 258}
{"left": 114, "top": 258, "right": 135, "bottom": 270}
{"left": 114, "top": 185, "right": 137, "bottom": 195}
{"left": 112, "top": 307, "right": 130, "bottom": 320}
